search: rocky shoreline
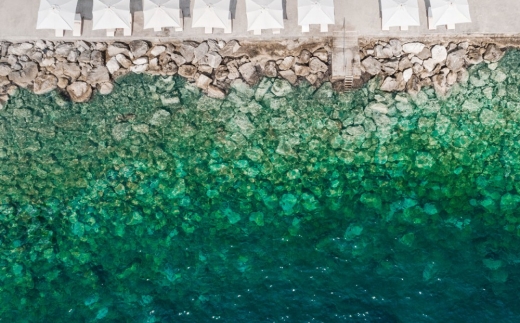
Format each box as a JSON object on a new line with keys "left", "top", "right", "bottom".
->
{"left": 0, "top": 37, "right": 510, "bottom": 106}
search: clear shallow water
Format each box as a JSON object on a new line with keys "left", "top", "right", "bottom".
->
{"left": 2, "top": 50, "right": 520, "bottom": 322}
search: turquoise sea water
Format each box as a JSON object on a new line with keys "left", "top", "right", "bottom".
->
{"left": 2, "top": 50, "right": 520, "bottom": 322}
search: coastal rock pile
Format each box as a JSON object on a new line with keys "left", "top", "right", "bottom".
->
{"left": 359, "top": 39, "right": 505, "bottom": 95}
{"left": 0, "top": 39, "right": 331, "bottom": 104}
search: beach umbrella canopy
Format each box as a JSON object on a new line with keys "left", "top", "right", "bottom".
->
{"left": 36, "top": 0, "right": 78, "bottom": 30}
{"left": 192, "top": 0, "right": 231, "bottom": 30}
{"left": 297, "top": 0, "right": 334, "bottom": 27}
{"left": 381, "top": 0, "right": 420, "bottom": 29}
{"left": 143, "top": 0, "right": 182, "bottom": 30}
{"left": 245, "top": 0, "right": 284, "bottom": 31}
{"left": 92, "top": 0, "right": 131, "bottom": 30}
{"left": 431, "top": 0, "right": 471, "bottom": 27}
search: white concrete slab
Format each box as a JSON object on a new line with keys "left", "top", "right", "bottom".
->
{"left": 0, "top": 0, "right": 519, "bottom": 42}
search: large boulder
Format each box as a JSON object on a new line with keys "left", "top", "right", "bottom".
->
{"left": 0, "top": 63, "right": 11, "bottom": 77}
{"left": 8, "top": 62, "right": 38, "bottom": 86}
{"left": 129, "top": 40, "right": 149, "bottom": 58}
{"left": 239, "top": 62, "right": 259, "bottom": 85}
{"left": 483, "top": 44, "right": 504, "bottom": 62}
{"left": 193, "top": 42, "right": 209, "bottom": 63}
{"left": 67, "top": 81, "right": 92, "bottom": 102}
{"left": 446, "top": 49, "right": 466, "bottom": 72}
{"left": 431, "top": 45, "right": 447, "bottom": 64}
{"left": 362, "top": 56, "right": 382, "bottom": 75}
{"left": 309, "top": 57, "right": 328, "bottom": 73}
{"left": 33, "top": 74, "right": 57, "bottom": 94}
{"left": 86, "top": 66, "right": 110, "bottom": 85}
{"left": 402, "top": 42, "right": 425, "bottom": 55}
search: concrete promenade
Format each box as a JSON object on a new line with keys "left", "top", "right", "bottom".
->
{"left": 0, "top": 0, "right": 519, "bottom": 41}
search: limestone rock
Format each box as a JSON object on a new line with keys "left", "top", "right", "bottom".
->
{"left": 178, "top": 64, "right": 197, "bottom": 78}
{"left": 133, "top": 57, "right": 149, "bottom": 65}
{"left": 279, "top": 70, "right": 297, "bottom": 84}
{"left": 398, "top": 57, "right": 412, "bottom": 71}
{"left": 0, "top": 63, "right": 11, "bottom": 77}
{"left": 33, "top": 74, "right": 58, "bottom": 94}
{"left": 483, "top": 44, "right": 504, "bottom": 62}
{"left": 57, "top": 77, "right": 69, "bottom": 89}
{"left": 361, "top": 56, "right": 381, "bottom": 75}
{"left": 403, "top": 68, "right": 413, "bottom": 82}
{"left": 196, "top": 74, "right": 212, "bottom": 90}
{"left": 67, "top": 81, "right": 92, "bottom": 102}
{"left": 107, "top": 42, "right": 130, "bottom": 57}
{"left": 8, "top": 62, "right": 38, "bottom": 86}
{"left": 298, "top": 49, "right": 312, "bottom": 64}
{"left": 309, "top": 57, "right": 328, "bottom": 73}
{"left": 97, "top": 82, "right": 114, "bottom": 95}
{"left": 116, "top": 54, "right": 133, "bottom": 68}
{"left": 402, "top": 42, "right": 425, "bottom": 55}
{"left": 205, "top": 52, "right": 222, "bottom": 68}
{"left": 239, "top": 62, "right": 259, "bottom": 85}
{"left": 130, "top": 64, "right": 148, "bottom": 73}
{"left": 208, "top": 85, "right": 226, "bottom": 99}
{"left": 193, "top": 42, "right": 209, "bottom": 63}
{"left": 380, "top": 76, "right": 398, "bottom": 92}
{"left": 388, "top": 39, "right": 402, "bottom": 56}
{"left": 171, "top": 53, "right": 187, "bottom": 66}
{"left": 9, "top": 42, "right": 34, "bottom": 56}
{"left": 466, "top": 49, "right": 483, "bottom": 65}
{"left": 263, "top": 60, "right": 278, "bottom": 77}
{"left": 90, "top": 50, "right": 104, "bottom": 66}
{"left": 219, "top": 40, "right": 241, "bottom": 57}
{"left": 313, "top": 48, "right": 328, "bottom": 62}
{"left": 382, "top": 59, "right": 398, "bottom": 75}
{"left": 279, "top": 56, "right": 295, "bottom": 71}
{"left": 150, "top": 45, "right": 166, "bottom": 56}
{"left": 129, "top": 40, "right": 149, "bottom": 58}
{"left": 416, "top": 47, "right": 432, "bottom": 60}
{"left": 294, "top": 64, "right": 310, "bottom": 76}
{"left": 446, "top": 49, "right": 465, "bottom": 72}
{"left": 106, "top": 57, "right": 120, "bottom": 74}
{"left": 431, "top": 45, "right": 447, "bottom": 64}
{"left": 87, "top": 66, "right": 110, "bottom": 85}
{"left": 374, "top": 45, "right": 393, "bottom": 58}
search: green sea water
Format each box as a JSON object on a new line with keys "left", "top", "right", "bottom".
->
{"left": 2, "top": 49, "right": 520, "bottom": 322}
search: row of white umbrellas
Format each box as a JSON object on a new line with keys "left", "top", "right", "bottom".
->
{"left": 36, "top": 0, "right": 472, "bottom": 37}
{"left": 382, "top": 0, "right": 471, "bottom": 30}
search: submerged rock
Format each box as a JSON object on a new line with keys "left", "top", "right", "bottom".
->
{"left": 66, "top": 81, "right": 92, "bottom": 102}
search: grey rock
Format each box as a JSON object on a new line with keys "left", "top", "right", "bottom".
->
{"left": 106, "top": 57, "right": 120, "bottom": 74}
{"left": 208, "top": 85, "right": 226, "bottom": 99}
{"left": 388, "top": 39, "right": 402, "bottom": 56}
{"left": 313, "top": 48, "right": 328, "bottom": 62}
{"left": 309, "top": 57, "right": 328, "bottom": 73}
{"left": 239, "top": 62, "right": 259, "bottom": 84}
{"left": 57, "top": 77, "right": 69, "bottom": 89}
{"left": 382, "top": 59, "right": 399, "bottom": 75}
{"left": 55, "top": 43, "right": 74, "bottom": 56}
{"left": 205, "top": 52, "right": 222, "bottom": 68}
{"left": 0, "top": 63, "right": 11, "bottom": 77}
{"left": 483, "top": 44, "right": 504, "bottom": 62}
{"left": 446, "top": 71, "right": 458, "bottom": 85}
{"left": 67, "top": 50, "right": 78, "bottom": 62}
{"left": 150, "top": 45, "right": 166, "bottom": 56}
{"left": 196, "top": 74, "right": 212, "bottom": 90}
{"left": 129, "top": 40, "right": 149, "bottom": 58}
{"left": 294, "top": 64, "right": 310, "bottom": 76}
{"left": 423, "top": 58, "right": 436, "bottom": 72}
{"left": 465, "top": 49, "right": 483, "bottom": 65}
{"left": 298, "top": 49, "right": 312, "bottom": 64}
{"left": 67, "top": 81, "right": 92, "bottom": 102}
{"left": 86, "top": 66, "right": 110, "bottom": 85}
{"left": 8, "top": 62, "right": 38, "bottom": 86}
{"left": 220, "top": 40, "right": 241, "bottom": 57}
{"left": 215, "top": 65, "right": 229, "bottom": 81}
{"left": 33, "top": 74, "right": 58, "bottom": 94}
{"left": 107, "top": 42, "right": 130, "bottom": 57}
{"left": 130, "top": 64, "right": 148, "bottom": 73}
{"left": 90, "top": 50, "right": 104, "bottom": 66}
{"left": 279, "top": 56, "right": 295, "bottom": 71}
{"left": 431, "top": 45, "right": 447, "bottom": 64}
{"left": 9, "top": 43, "right": 34, "bottom": 56}
{"left": 279, "top": 70, "right": 297, "bottom": 84}
{"left": 116, "top": 54, "right": 133, "bottom": 68}
{"left": 41, "top": 57, "right": 55, "bottom": 67}
{"left": 263, "top": 60, "right": 278, "bottom": 77}
{"left": 171, "top": 53, "right": 186, "bottom": 66}
{"left": 432, "top": 74, "right": 447, "bottom": 96}
{"left": 133, "top": 57, "right": 149, "bottom": 65}
{"left": 374, "top": 45, "right": 393, "bottom": 58}
{"left": 380, "top": 76, "right": 398, "bottom": 92}
{"left": 179, "top": 42, "right": 196, "bottom": 62}
{"left": 416, "top": 47, "right": 432, "bottom": 60}
{"left": 403, "top": 68, "right": 413, "bottom": 82}
{"left": 178, "top": 64, "right": 197, "bottom": 78}
{"left": 361, "top": 56, "right": 382, "bottom": 75}
{"left": 402, "top": 42, "right": 425, "bottom": 55}
{"left": 398, "top": 57, "right": 412, "bottom": 71}
{"left": 446, "top": 49, "right": 465, "bottom": 72}
{"left": 193, "top": 42, "right": 209, "bottom": 63}
{"left": 97, "top": 82, "right": 114, "bottom": 95}
{"left": 78, "top": 50, "right": 91, "bottom": 63}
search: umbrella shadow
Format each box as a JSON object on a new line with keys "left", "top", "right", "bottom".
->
{"left": 282, "top": 0, "right": 287, "bottom": 19}
{"left": 180, "top": 0, "right": 191, "bottom": 17}
{"left": 131, "top": 0, "right": 143, "bottom": 13}
{"left": 78, "top": 0, "right": 93, "bottom": 20}
{"left": 230, "top": 0, "right": 237, "bottom": 19}
{"left": 424, "top": 0, "right": 431, "bottom": 16}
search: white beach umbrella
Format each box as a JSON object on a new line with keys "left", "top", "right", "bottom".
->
{"left": 431, "top": 0, "right": 471, "bottom": 27}
{"left": 143, "top": 0, "right": 182, "bottom": 30}
{"left": 92, "top": 0, "right": 131, "bottom": 30}
{"left": 297, "top": 0, "right": 335, "bottom": 27}
{"left": 381, "top": 0, "right": 420, "bottom": 29}
{"left": 245, "top": 0, "right": 284, "bottom": 31}
{"left": 192, "top": 0, "right": 231, "bottom": 30}
{"left": 36, "top": 0, "right": 78, "bottom": 30}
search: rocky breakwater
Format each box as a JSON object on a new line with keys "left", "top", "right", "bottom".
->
{"left": 0, "top": 39, "right": 331, "bottom": 105}
{"left": 359, "top": 39, "right": 506, "bottom": 96}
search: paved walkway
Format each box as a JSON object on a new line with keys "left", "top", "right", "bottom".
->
{"left": 0, "top": 0, "right": 519, "bottom": 42}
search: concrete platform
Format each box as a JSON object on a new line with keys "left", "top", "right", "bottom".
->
{"left": 0, "top": 0, "right": 519, "bottom": 42}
